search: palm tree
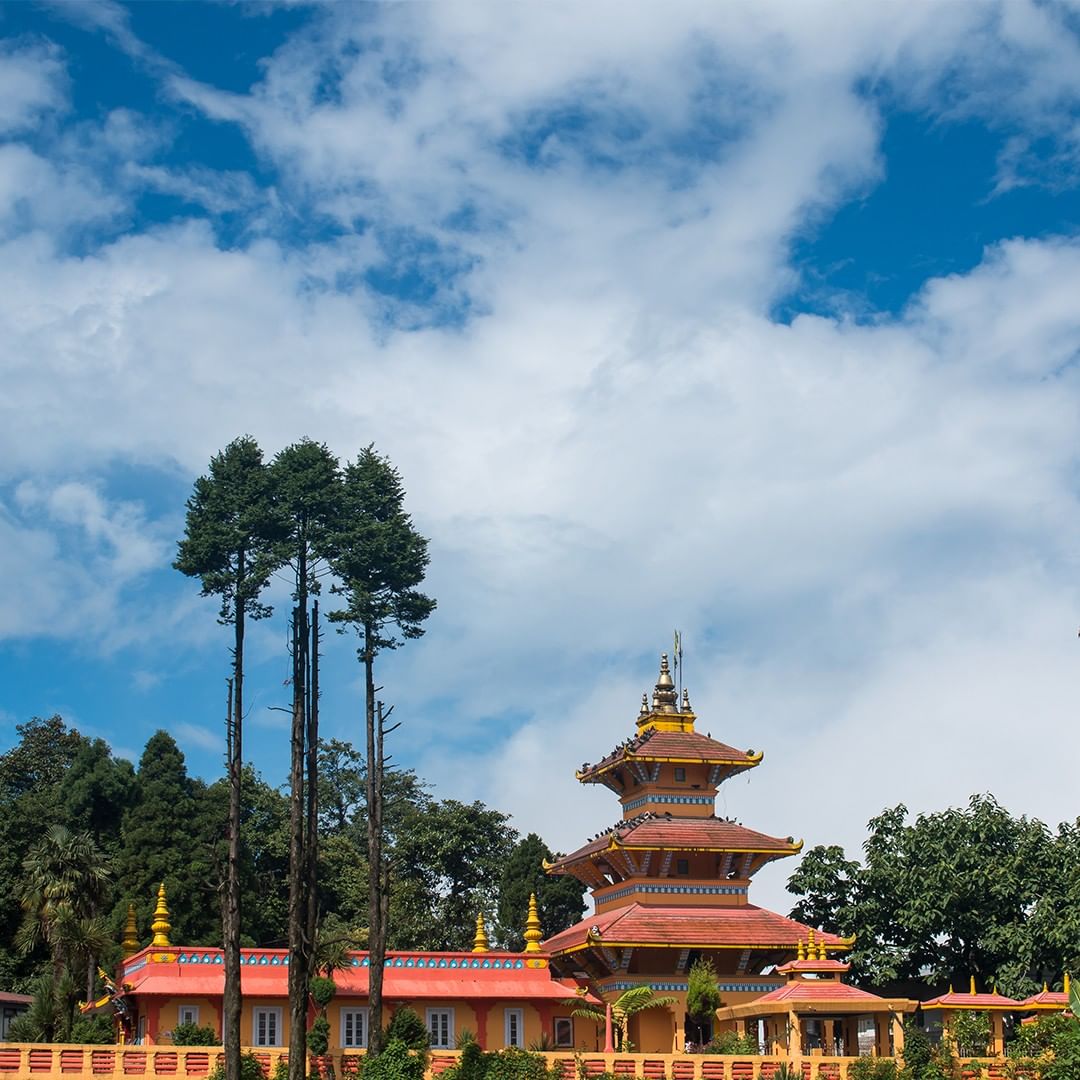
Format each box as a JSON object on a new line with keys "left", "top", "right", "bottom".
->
{"left": 15, "top": 825, "right": 112, "bottom": 1039}
{"left": 567, "top": 985, "right": 677, "bottom": 1052}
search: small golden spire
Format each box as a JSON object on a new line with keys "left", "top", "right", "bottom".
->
{"left": 817, "top": 940, "right": 827, "bottom": 962}
{"left": 797, "top": 940, "right": 805, "bottom": 961}
{"left": 969, "top": 975, "right": 977, "bottom": 996}
{"left": 1043, "top": 981, "right": 1049, "bottom": 994}
{"left": 681, "top": 688, "right": 693, "bottom": 713}
{"left": 150, "top": 883, "right": 172, "bottom": 948}
{"left": 121, "top": 903, "right": 140, "bottom": 957}
{"left": 639, "top": 694, "right": 649, "bottom": 717}
{"left": 1065, "top": 973, "right": 1071, "bottom": 995}
{"left": 472, "top": 912, "right": 489, "bottom": 953}
{"left": 524, "top": 893, "right": 543, "bottom": 953}
{"left": 651, "top": 654, "right": 677, "bottom": 712}
{"left": 948, "top": 983, "right": 954, "bottom": 994}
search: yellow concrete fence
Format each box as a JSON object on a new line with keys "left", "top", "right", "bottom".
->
{"left": 0, "top": 1046, "right": 1010, "bottom": 1080}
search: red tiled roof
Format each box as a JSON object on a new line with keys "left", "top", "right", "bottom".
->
{"left": 120, "top": 950, "right": 592, "bottom": 1002}
{"left": 548, "top": 817, "right": 799, "bottom": 870}
{"left": 542, "top": 903, "right": 850, "bottom": 955}
{"left": 752, "top": 981, "right": 884, "bottom": 1005}
{"left": 579, "top": 731, "right": 760, "bottom": 782}
{"left": 922, "top": 991, "right": 1021, "bottom": 1010}
{"left": 0, "top": 991, "right": 33, "bottom": 1005}
{"left": 1019, "top": 990, "right": 1069, "bottom": 1009}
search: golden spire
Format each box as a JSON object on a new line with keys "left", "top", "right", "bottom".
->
{"left": 651, "top": 654, "right": 678, "bottom": 713}
{"left": 1065, "top": 973, "right": 1071, "bottom": 995}
{"left": 472, "top": 912, "right": 489, "bottom": 953}
{"left": 523, "top": 893, "right": 543, "bottom": 953}
{"left": 969, "top": 975, "right": 977, "bottom": 995}
{"left": 150, "top": 883, "right": 172, "bottom": 948}
{"left": 121, "top": 903, "right": 140, "bottom": 958}
{"left": 817, "top": 939, "right": 827, "bottom": 961}
{"left": 639, "top": 694, "right": 649, "bottom": 717}
{"left": 1043, "top": 981, "right": 1049, "bottom": 994}
{"left": 797, "top": 940, "right": 805, "bottom": 961}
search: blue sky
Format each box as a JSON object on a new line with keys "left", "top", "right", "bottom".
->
{"left": 2, "top": 1, "right": 1080, "bottom": 913}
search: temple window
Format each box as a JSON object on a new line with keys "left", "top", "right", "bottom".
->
{"left": 177, "top": 1005, "right": 200, "bottom": 1027}
{"left": 427, "top": 1008, "right": 454, "bottom": 1049}
{"left": 553, "top": 1017, "right": 574, "bottom": 1048}
{"left": 674, "top": 767, "right": 686, "bottom": 782}
{"left": 253, "top": 1007, "right": 282, "bottom": 1047}
{"left": 504, "top": 1008, "right": 524, "bottom": 1048}
{"left": 676, "top": 858, "right": 690, "bottom": 875}
{"left": 341, "top": 1007, "right": 369, "bottom": 1048}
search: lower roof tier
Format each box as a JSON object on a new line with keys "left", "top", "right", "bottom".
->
{"left": 541, "top": 902, "right": 853, "bottom": 956}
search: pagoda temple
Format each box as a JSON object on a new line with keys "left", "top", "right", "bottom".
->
{"left": 542, "top": 654, "right": 853, "bottom": 1051}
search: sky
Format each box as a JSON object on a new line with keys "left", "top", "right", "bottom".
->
{"left": 2, "top": 0, "right": 1080, "bottom": 918}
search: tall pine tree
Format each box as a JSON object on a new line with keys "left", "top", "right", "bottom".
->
{"left": 327, "top": 446, "right": 435, "bottom": 1053}
{"left": 176, "top": 435, "right": 282, "bottom": 1080}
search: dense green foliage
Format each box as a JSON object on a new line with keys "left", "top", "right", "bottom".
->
{"left": 787, "top": 795, "right": 1080, "bottom": 995}
{"left": 495, "top": 834, "right": 586, "bottom": 951}
{"left": 0, "top": 717, "right": 579, "bottom": 1037}
{"left": 207, "top": 1053, "right": 267, "bottom": 1080}
{"left": 172, "top": 1022, "right": 221, "bottom": 1046}
{"left": 384, "top": 1008, "right": 430, "bottom": 1051}
{"left": 701, "top": 1031, "right": 758, "bottom": 1055}
{"left": 358, "top": 1039, "right": 425, "bottom": 1080}
{"left": 685, "top": 958, "right": 721, "bottom": 1043}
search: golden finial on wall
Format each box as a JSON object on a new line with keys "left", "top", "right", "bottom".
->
{"left": 817, "top": 939, "right": 827, "bottom": 962}
{"left": 472, "top": 912, "right": 490, "bottom": 953}
{"left": 524, "top": 893, "right": 543, "bottom": 953}
{"left": 797, "top": 940, "right": 805, "bottom": 961}
{"left": 151, "top": 883, "right": 172, "bottom": 948}
{"left": 969, "top": 975, "right": 977, "bottom": 995}
{"left": 121, "top": 903, "right": 140, "bottom": 958}
{"left": 1065, "top": 973, "right": 1071, "bottom": 995}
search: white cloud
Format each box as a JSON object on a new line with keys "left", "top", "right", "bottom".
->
{"left": 2, "top": 1, "right": 1080, "bottom": 919}
{"left": 0, "top": 41, "right": 66, "bottom": 135}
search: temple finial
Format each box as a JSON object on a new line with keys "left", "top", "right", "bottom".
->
{"left": 817, "top": 939, "right": 827, "bottom": 961}
{"left": 639, "top": 693, "right": 649, "bottom": 717}
{"left": 681, "top": 688, "right": 693, "bottom": 713}
{"left": 472, "top": 912, "right": 490, "bottom": 953}
{"left": 969, "top": 975, "right": 977, "bottom": 995}
{"left": 524, "top": 893, "right": 543, "bottom": 953}
{"left": 1065, "top": 972, "right": 1071, "bottom": 995}
{"left": 122, "top": 903, "right": 140, "bottom": 958}
{"left": 651, "top": 653, "right": 677, "bottom": 712}
{"left": 797, "top": 940, "right": 805, "bottom": 961}
{"left": 151, "top": 883, "right": 171, "bottom": 948}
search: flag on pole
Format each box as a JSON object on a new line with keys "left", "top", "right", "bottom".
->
{"left": 673, "top": 630, "right": 682, "bottom": 669}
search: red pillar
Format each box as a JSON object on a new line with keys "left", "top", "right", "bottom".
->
{"left": 146, "top": 998, "right": 162, "bottom": 1046}
{"left": 473, "top": 1001, "right": 492, "bottom": 1050}
{"left": 604, "top": 1003, "right": 614, "bottom": 1054}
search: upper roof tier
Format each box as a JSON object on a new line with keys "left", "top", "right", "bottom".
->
{"left": 576, "top": 655, "right": 762, "bottom": 787}
{"left": 546, "top": 815, "right": 802, "bottom": 873}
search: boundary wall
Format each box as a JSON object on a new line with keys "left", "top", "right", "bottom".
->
{"left": 0, "top": 1046, "right": 1009, "bottom": 1080}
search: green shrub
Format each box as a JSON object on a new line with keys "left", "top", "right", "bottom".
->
{"left": 311, "top": 977, "right": 338, "bottom": 1010}
{"left": 485, "top": 1048, "right": 554, "bottom": 1080}
{"left": 766, "top": 1066, "right": 800, "bottom": 1080}
{"left": 952, "top": 1011, "right": 991, "bottom": 1058}
{"left": 849, "top": 1059, "right": 904, "bottom": 1080}
{"left": 309, "top": 1014, "right": 332, "bottom": 1056}
{"left": 359, "top": 1038, "right": 425, "bottom": 1080}
{"left": 208, "top": 1052, "right": 267, "bottom": 1080}
{"left": 272, "top": 1058, "right": 290, "bottom": 1080}
{"left": 70, "top": 1015, "right": 117, "bottom": 1044}
{"left": 705, "top": 1031, "right": 758, "bottom": 1055}
{"left": 385, "top": 1008, "right": 430, "bottom": 1051}
{"left": 172, "top": 1021, "right": 220, "bottom": 1046}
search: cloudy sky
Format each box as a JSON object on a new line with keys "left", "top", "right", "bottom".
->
{"left": 2, "top": 0, "right": 1080, "bottom": 915}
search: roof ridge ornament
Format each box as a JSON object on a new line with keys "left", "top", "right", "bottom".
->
{"left": 472, "top": 912, "right": 490, "bottom": 953}
{"left": 651, "top": 653, "right": 678, "bottom": 713}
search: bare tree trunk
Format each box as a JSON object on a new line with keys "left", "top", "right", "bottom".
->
{"left": 365, "top": 636, "right": 386, "bottom": 1055}
{"left": 304, "top": 603, "right": 320, "bottom": 988}
{"left": 224, "top": 574, "right": 244, "bottom": 1077}
{"left": 288, "top": 601, "right": 309, "bottom": 1080}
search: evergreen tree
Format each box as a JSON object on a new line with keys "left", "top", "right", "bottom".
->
{"left": 326, "top": 446, "right": 435, "bottom": 1053}
{"left": 495, "top": 834, "right": 586, "bottom": 951}
{"left": 270, "top": 438, "right": 340, "bottom": 1080}
{"left": 60, "top": 739, "right": 136, "bottom": 847}
{"left": 176, "top": 435, "right": 283, "bottom": 1080}
{"left": 115, "top": 732, "right": 214, "bottom": 944}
